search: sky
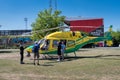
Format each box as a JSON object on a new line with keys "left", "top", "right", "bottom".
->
{"left": 0, "top": 0, "right": 120, "bottom": 31}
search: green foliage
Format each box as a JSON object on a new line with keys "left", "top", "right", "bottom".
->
{"left": 105, "top": 30, "right": 120, "bottom": 46}
{"left": 31, "top": 8, "right": 65, "bottom": 40}
{"left": 111, "top": 30, "right": 120, "bottom": 44}
{"left": 105, "top": 25, "right": 120, "bottom": 46}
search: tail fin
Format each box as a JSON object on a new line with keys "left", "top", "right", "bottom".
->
{"left": 108, "top": 25, "right": 112, "bottom": 32}
{"left": 105, "top": 25, "right": 113, "bottom": 39}
{"left": 104, "top": 25, "right": 113, "bottom": 46}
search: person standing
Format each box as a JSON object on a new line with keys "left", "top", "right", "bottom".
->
{"left": 57, "top": 41, "right": 62, "bottom": 61}
{"left": 61, "top": 41, "right": 66, "bottom": 60}
{"left": 33, "top": 41, "right": 40, "bottom": 65}
{"left": 19, "top": 41, "right": 25, "bottom": 64}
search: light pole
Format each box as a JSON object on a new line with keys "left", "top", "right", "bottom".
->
{"left": 0, "top": 25, "right": 1, "bottom": 36}
{"left": 24, "top": 18, "right": 28, "bottom": 30}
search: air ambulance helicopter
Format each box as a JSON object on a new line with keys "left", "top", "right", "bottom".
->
{"left": 25, "top": 26, "right": 113, "bottom": 57}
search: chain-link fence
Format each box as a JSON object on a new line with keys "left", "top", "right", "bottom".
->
{"left": 0, "top": 36, "right": 33, "bottom": 49}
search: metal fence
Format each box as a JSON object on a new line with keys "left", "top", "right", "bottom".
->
{"left": 0, "top": 36, "right": 33, "bottom": 49}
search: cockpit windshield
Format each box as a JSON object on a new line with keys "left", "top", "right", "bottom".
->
{"left": 40, "top": 38, "right": 50, "bottom": 50}
{"left": 38, "top": 39, "right": 44, "bottom": 45}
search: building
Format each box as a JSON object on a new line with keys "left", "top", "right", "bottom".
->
{"left": 0, "top": 29, "right": 31, "bottom": 36}
{"left": 64, "top": 17, "right": 104, "bottom": 47}
{"left": 65, "top": 18, "right": 104, "bottom": 37}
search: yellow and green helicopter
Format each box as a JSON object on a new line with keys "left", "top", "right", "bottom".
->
{"left": 25, "top": 26, "right": 113, "bottom": 56}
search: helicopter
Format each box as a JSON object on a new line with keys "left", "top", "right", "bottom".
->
{"left": 25, "top": 26, "right": 113, "bottom": 57}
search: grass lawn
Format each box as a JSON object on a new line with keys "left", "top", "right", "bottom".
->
{"left": 0, "top": 47, "right": 120, "bottom": 80}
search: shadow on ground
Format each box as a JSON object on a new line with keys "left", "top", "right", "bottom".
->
{"left": 24, "top": 62, "right": 54, "bottom": 66}
{"left": 0, "top": 51, "right": 12, "bottom": 53}
{"left": 45, "top": 54, "right": 120, "bottom": 64}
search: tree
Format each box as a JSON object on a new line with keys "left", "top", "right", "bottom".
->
{"left": 104, "top": 25, "right": 120, "bottom": 47}
{"left": 31, "top": 8, "right": 65, "bottom": 40}
{"left": 111, "top": 30, "right": 120, "bottom": 46}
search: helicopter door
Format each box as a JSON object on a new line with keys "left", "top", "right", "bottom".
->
{"left": 60, "top": 40, "right": 67, "bottom": 46}
{"left": 52, "top": 40, "right": 59, "bottom": 48}
{"left": 52, "top": 40, "right": 67, "bottom": 49}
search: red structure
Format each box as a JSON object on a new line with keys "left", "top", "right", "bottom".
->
{"left": 65, "top": 18, "right": 104, "bottom": 36}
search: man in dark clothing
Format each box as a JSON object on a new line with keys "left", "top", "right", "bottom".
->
{"left": 57, "top": 41, "right": 62, "bottom": 61}
{"left": 19, "top": 41, "right": 24, "bottom": 64}
{"left": 33, "top": 41, "right": 40, "bottom": 65}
